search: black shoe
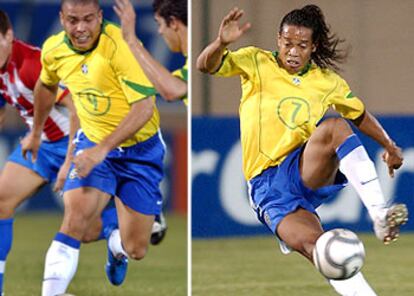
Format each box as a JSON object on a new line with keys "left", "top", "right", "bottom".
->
{"left": 151, "top": 213, "right": 167, "bottom": 245}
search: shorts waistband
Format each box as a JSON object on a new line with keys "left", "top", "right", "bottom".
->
{"left": 120, "top": 131, "right": 162, "bottom": 153}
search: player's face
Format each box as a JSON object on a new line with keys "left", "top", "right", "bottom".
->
{"left": 277, "top": 24, "right": 315, "bottom": 74}
{"left": 0, "top": 29, "right": 13, "bottom": 69}
{"left": 60, "top": 2, "right": 103, "bottom": 51}
{"left": 155, "top": 13, "right": 180, "bottom": 53}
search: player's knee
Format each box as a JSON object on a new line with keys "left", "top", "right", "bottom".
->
{"left": 124, "top": 241, "right": 148, "bottom": 260}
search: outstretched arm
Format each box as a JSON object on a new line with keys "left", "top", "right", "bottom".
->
{"left": 114, "top": 0, "right": 187, "bottom": 101}
{"left": 352, "top": 111, "right": 403, "bottom": 177}
{"left": 196, "top": 7, "right": 251, "bottom": 73}
{"left": 21, "top": 79, "right": 58, "bottom": 162}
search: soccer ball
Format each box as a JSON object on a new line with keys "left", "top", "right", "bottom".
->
{"left": 312, "top": 228, "right": 365, "bottom": 280}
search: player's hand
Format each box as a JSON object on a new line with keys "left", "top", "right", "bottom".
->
{"left": 114, "top": 0, "right": 137, "bottom": 43}
{"left": 53, "top": 159, "right": 72, "bottom": 192}
{"left": 73, "top": 145, "right": 108, "bottom": 178}
{"left": 20, "top": 132, "right": 41, "bottom": 162}
{"left": 218, "top": 7, "right": 251, "bottom": 46}
{"left": 382, "top": 144, "right": 403, "bottom": 177}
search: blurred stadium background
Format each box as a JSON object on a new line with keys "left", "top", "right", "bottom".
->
{"left": 1, "top": 0, "right": 187, "bottom": 295}
{"left": 192, "top": 0, "right": 414, "bottom": 295}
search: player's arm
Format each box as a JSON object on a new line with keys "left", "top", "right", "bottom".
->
{"left": 114, "top": 0, "right": 186, "bottom": 101}
{"left": 73, "top": 97, "right": 154, "bottom": 178}
{"left": 351, "top": 111, "right": 403, "bottom": 177}
{"left": 21, "top": 79, "right": 58, "bottom": 161}
{"left": 196, "top": 7, "right": 251, "bottom": 73}
{"left": 53, "top": 92, "right": 80, "bottom": 192}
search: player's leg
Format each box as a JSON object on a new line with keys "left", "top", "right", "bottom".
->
{"left": 103, "top": 198, "right": 154, "bottom": 286}
{"left": 42, "top": 187, "right": 111, "bottom": 296}
{"left": 276, "top": 208, "right": 323, "bottom": 261}
{"left": 296, "top": 117, "right": 378, "bottom": 294}
{"left": 81, "top": 199, "right": 167, "bottom": 246}
{"left": 80, "top": 200, "right": 118, "bottom": 243}
{"left": 302, "top": 117, "right": 407, "bottom": 243}
{"left": 115, "top": 197, "right": 154, "bottom": 259}
{"left": 0, "top": 162, "right": 46, "bottom": 294}
{"left": 104, "top": 132, "right": 165, "bottom": 286}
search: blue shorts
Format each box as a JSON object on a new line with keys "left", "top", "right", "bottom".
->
{"left": 63, "top": 132, "right": 165, "bottom": 215}
{"left": 8, "top": 136, "right": 69, "bottom": 182}
{"left": 248, "top": 145, "right": 348, "bottom": 235}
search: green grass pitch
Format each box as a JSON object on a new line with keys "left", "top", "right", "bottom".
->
{"left": 4, "top": 212, "right": 187, "bottom": 296}
{"left": 192, "top": 234, "right": 414, "bottom": 296}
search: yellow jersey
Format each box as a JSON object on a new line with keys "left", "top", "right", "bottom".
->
{"left": 215, "top": 46, "right": 365, "bottom": 180}
{"left": 172, "top": 57, "right": 188, "bottom": 105}
{"left": 40, "top": 21, "right": 159, "bottom": 147}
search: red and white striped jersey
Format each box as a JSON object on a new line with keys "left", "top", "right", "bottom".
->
{"left": 0, "top": 39, "right": 69, "bottom": 142}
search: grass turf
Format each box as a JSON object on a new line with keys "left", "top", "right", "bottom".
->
{"left": 4, "top": 212, "right": 187, "bottom": 296}
{"left": 192, "top": 234, "right": 414, "bottom": 296}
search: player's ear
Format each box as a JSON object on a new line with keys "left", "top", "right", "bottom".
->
{"left": 59, "top": 11, "right": 65, "bottom": 27}
{"left": 98, "top": 9, "right": 103, "bottom": 24}
{"left": 311, "top": 43, "right": 316, "bottom": 53}
{"left": 169, "top": 16, "right": 179, "bottom": 31}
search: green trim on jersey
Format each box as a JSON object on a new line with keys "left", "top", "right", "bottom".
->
{"left": 180, "top": 68, "right": 188, "bottom": 81}
{"left": 346, "top": 91, "right": 355, "bottom": 98}
{"left": 123, "top": 79, "right": 157, "bottom": 97}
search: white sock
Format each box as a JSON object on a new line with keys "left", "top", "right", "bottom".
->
{"left": 42, "top": 240, "right": 79, "bottom": 296}
{"left": 329, "top": 272, "right": 377, "bottom": 296}
{"left": 108, "top": 229, "right": 128, "bottom": 258}
{"left": 338, "top": 145, "right": 387, "bottom": 221}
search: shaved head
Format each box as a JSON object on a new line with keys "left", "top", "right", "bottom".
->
{"left": 61, "top": 0, "right": 100, "bottom": 9}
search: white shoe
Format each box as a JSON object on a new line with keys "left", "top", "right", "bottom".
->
{"left": 374, "top": 204, "right": 408, "bottom": 244}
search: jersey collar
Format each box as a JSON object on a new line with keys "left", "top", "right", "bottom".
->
{"left": 272, "top": 51, "right": 312, "bottom": 76}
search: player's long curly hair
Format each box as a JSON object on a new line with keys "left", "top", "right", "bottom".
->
{"left": 0, "top": 10, "right": 12, "bottom": 35}
{"left": 279, "top": 4, "right": 348, "bottom": 71}
{"left": 153, "top": 0, "right": 187, "bottom": 26}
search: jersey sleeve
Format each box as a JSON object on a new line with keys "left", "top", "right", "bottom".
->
{"left": 172, "top": 58, "right": 188, "bottom": 105}
{"left": 215, "top": 47, "right": 257, "bottom": 78}
{"left": 330, "top": 76, "right": 365, "bottom": 120}
{"left": 39, "top": 39, "right": 61, "bottom": 86}
{"left": 56, "top": 82, "right": 70, "bottom": 103}
{"left": 113, "top": 39, "right": 157, "bottom": 104}
{"left": 20, "top": 50, "right": 41, "bottom": 90}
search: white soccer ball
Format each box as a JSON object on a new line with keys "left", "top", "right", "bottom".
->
{"left": 312, "top": 228, "right": 365, "bottom": 280}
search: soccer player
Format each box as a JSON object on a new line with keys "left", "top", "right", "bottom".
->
{"left": 114, "top": 0, "right": 188, "bottom": 105}
{"left": 0, "top": 9, "right": 124, "bottom": 294}
{"left": 21, "top": 0, "right": 166, "bottom": 294}
{"left": 197, "top": 5, "right": 408, "bottom": 296}
{"left": 0, "top": 10, "right": 74, "bottom": 295}
{"left": 114, "top": 0, "right": 188, "bottom": 243}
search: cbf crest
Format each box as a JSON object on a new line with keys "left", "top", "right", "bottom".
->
{"left": 81, "top": 64, "right": 88, "bottom": 74}
{"left": 292, "top": 77, "right": 301, "bottom": 85}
